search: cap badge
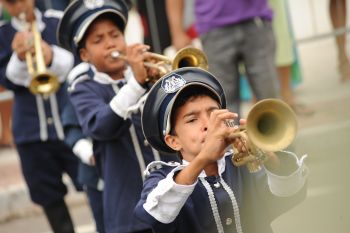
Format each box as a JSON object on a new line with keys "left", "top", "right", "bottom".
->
{"left": 84, "top": 0, "right": 104, "bottom": 9}
{"left": 161, "top": 73, "right": 186, "bottom": 93}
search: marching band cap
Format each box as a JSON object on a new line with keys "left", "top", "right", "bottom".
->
{"left": 142, "top": 67, "right": 226, "bottom": 154}
{"left": 57, "top": 0, "right": 129, "bottom": 54}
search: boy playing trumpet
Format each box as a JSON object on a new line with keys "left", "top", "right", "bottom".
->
{"left": 135, "top": 67, "right": 309, "bottom": 233}
{"left": 0, "top": 0, "right": 81, "bottom": 232}
{"left": 57, "top": 0, "right": 178, "bottom": 232}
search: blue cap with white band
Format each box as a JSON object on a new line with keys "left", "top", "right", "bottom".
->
{"left": 57, "top": 0, "right": 129, "bottom": 55}
{"left": 142, "top": 67, "right": 226, "bottom": 154}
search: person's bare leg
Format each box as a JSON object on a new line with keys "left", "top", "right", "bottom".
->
{"left": 278, "top": 66, "right": 294, "bottom": 106}
{"left": 278, "top": 66, "right": 314, "bottom": 116}
{"left": 329, "top": 0, "right": 350, "bottom": 81}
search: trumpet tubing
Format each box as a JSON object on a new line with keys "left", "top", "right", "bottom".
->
{"left": 110, "top": 46, "right": 208, "bottom": 82}
{"left": 26, "top": 21, "right": 59, "bottom": 95}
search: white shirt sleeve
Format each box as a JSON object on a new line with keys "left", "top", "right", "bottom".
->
{"left": 5, "top": 45, "right": 74, "bottom": 86}
{"left": 48, "top": 45, "right": 74, "bottom": 83}
{"left": 143, "top": 165, "right": 197, "bottom": 224}
{"left": 109, "top": 74, "right": 146, "bottom": 118}
{"left": 264, "top": 151, "right": 309, "bottom": 197}
{"left": 5, "top": 53, "right": 31, "bottom": 87}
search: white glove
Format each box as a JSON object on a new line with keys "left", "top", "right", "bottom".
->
{"left": 72, "top": 138, "right": 94, "bottom": 165}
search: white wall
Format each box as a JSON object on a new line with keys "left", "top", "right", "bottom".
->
{"left": 287, "top": 0, "right": 350, "bottom": 41}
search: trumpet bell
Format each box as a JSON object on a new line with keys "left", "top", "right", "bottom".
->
{"left": 246, "top": 98, "right": 297, "bottom": 152}
{"left": 29, "top": 72, "right": 60, "bottom": 95}
{"left": 172, "top": 47, "right": 208, "bottom": 70}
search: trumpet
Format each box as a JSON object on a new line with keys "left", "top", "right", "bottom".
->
{"left": 110, "top": 46, "right": 208, "bottom": 82}
{"left": 231, "top": 99, "right": 298, "bottom": 173}
{"left": 21, "top": 15, "right": 59, "bottom": 96}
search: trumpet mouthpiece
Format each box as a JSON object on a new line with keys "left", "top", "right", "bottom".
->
{"left": 111, "top": 51, "right": 120, "bottom": 59}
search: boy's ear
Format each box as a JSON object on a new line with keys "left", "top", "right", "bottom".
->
{"left": 164, "top": 134, "right": 182, "bottom": 152}
{"left": 79, "top": 48, "right": 89, "bottom": 62}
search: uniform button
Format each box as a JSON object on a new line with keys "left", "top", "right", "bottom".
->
{"left": 226, "top": 218, "right": 233, "bottom": 225}
{"left": 214, "top": 182, "right": 221, "bottom": 188}
{"left": 47, "top": 117, "right": 53, "bottom": 125}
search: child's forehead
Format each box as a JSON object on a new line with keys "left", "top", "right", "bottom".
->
{"left": 177, "top": 95, "right": 220, "bottom": 114}
{"left": 91, "top": 16, "right": 122, "bottom": 29}
{"left": 85, "top": 17, "right": 122, "bottom": 36}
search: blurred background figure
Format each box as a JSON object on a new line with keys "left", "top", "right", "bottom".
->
{"left": 329, "top": 0, "right": 350, "bottom": 82}
{"left": 269, "top": 0, "right": 314, "bottom": 116}
{"left": 0, "top": 86, "right": 13, "bottom": 148}
{"left": 166, "top": 0, "right": 279, "bottom": 116}
{"left": 0, "top": 0, "right": 81, "bottom": 232}
{"left": 0, "top": 85, "right": 13, "bottom": 148}
{"left": 165, "top": 0, "right": 201, "bottom": 57}
{"left": 0, "top": 4, "right": 13, "bottom": 148}
{"left": 135, "top": 0, "right": 171, "bottom": 54}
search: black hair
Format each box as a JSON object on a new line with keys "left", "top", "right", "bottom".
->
{"left": 169, "top": 85, "right": 221, "bottom": 135}
{"left": 77, "top": 12, "right": 125, "bottom": 53}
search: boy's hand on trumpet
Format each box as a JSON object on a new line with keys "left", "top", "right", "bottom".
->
{"left": 126, "top": 44, "right": 158, "bottom": 85}
{"left": 11, "top": 31, "right": 33, "bottom": 60}
{"left": 40, "top": 40, "right": 53, "bottom": 66}
{"left": 230, "top": 119, "right": 260, "bottom": 167}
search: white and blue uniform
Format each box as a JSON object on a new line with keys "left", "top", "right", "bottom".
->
{"left": 0, "top": 9, "right": 74, "bottom": 143}
{"left": 68, "top": 62, "right": 179, "bottom": 233}
{"left": 0, "top": 9, "right": 80, "bottom": 207}
{"left": 135, "top": 150, "right": 308, "bottom": 233}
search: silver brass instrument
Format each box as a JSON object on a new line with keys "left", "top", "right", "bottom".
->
{"left": 111, "top": 46, "right": 208, "bottom": 82}
{"left": 231, "top": 99, "right": 298, "bottom": 173}
{"left": 22, "top": 17, "right": 59, "bottom": 95}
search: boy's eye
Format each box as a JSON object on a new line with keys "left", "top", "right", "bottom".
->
{"left": 92, "top": 37, "right": 102, "bottom": 44}
{"left": 186, "top": 118, "right": 197, "bottom": 123}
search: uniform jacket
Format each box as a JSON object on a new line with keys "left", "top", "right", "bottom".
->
{"left": 135, "top": 150, "right": 309, "bottom": 233}
{"left": 68, "top": 62, "right": 178, "bottom": 232}
{"left": 61, "top": 98, "right": 102, "bottom": 189}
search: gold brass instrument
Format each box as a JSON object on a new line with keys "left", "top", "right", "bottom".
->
{"left": 231, "top": 98, "right": 298, "bottom": 173}
{"left": 111, "top": 46, "right": 208, "bottom": 82}
{"left": 25, "top": 20, "right": 60, "bottom": 95}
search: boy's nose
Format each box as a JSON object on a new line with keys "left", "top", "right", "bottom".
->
{"left": 106, "top": 37, "right": 116, "bottom": 48}
{"left": 202, "top": 117, "right": 209, "bottom": 131}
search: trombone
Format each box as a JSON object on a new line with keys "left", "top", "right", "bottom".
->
{"left": 231, "top": 99, "right": 298, "bottom": 173}
{"left": 24, "top": 20, "right": 60, "bottom": 96}
{"left": 111, "top": 46, "right": 208, "bottom": 82}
